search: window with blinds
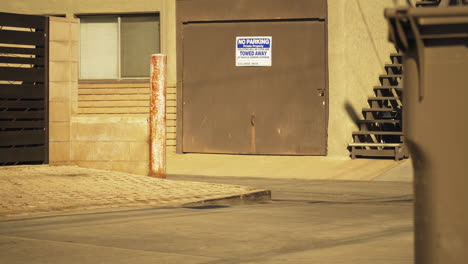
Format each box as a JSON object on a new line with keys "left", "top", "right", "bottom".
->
{"left": 79, "top": 14, "right": 160, "bottom": 80}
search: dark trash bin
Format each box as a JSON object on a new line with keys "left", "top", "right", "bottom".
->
{"left": 386, "top": 6, "right": 468, "bottom": 264}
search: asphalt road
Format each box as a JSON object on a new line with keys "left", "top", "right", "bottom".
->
{"left": 0, "top": 177, "right": 413, "bottom": 264}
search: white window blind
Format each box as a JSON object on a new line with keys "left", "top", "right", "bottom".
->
{"left": 80, "top": 16, "right": 119, "bottom": 79}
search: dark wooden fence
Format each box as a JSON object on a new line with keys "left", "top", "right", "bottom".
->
{"left": 0, "top": 12, "right": 49, "bottom": 165}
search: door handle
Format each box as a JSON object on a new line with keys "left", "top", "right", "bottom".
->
{"left": 251, "top": 114, "right": 256, "bottom": 126}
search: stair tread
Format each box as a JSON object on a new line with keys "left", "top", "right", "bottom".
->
{"left": 362, "top": 107, "right": 399, "bottom": 111}
{"left": 385, "top": 64, "right": 403, "bottom": 67}
{"left": 368, "top": 96, "right": 401, "bottom": 100}
{"left": 349, "top": 143, "right": 402, "bottom": 147}
{"left": 353, "top": 131, "right": 403, "bottom": 135}
{"left": 357, "top": 119, "right": 401, "bottom": 123}
{"left": 390, "top": 53, "right": 403, "bottom": 57}
{"left": 380, "top": 74, "right": 403, "bottom": 78}
{"left": 416, "top": 1, "right": 439, "bottom": 6}
{"left": 374, "top": 85, "right": 403, "bottom": 89}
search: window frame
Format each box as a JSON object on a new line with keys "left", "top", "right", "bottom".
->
{"left": 77, "top": 12, "right": 161, "bottom": 81}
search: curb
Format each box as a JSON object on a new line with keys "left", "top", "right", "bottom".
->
{"left": 183, "top": 189, "right": 272, "bottom": 207}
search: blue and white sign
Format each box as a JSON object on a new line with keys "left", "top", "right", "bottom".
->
{"left": 236, "top": 36, "right": 272, "bottom": 67}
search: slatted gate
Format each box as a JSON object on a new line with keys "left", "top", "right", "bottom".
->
{"left": 0, "top": 12, "right": 49, "bottom": 165}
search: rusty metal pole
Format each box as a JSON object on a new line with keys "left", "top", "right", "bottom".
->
{"left": 149, "top": 54, "right": 167, "bottom": 178}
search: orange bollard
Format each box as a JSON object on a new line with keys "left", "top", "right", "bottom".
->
{"left": 149, "top": 54, "right": 167, "bottom": 178}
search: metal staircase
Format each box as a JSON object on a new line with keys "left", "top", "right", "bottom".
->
{"left": 347, "top": 0, "right": 464, "bottom": 160}
{"left": 349, "top": 53, "right": 408, "bottom": 160}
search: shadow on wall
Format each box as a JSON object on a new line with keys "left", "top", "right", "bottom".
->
{"left": 344, "top": 100, "right": 361, "bottom": 125}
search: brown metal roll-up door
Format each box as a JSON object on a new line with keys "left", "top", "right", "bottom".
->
{"left": 181, "top": 20, "right": 327, "bottom": 155}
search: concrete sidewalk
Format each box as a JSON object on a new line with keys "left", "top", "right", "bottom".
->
{"left": 0, "top": 166, "right": 270, "bottom": 218}
{"left": 168, "top": 153, "right": 413, "bottom": 181}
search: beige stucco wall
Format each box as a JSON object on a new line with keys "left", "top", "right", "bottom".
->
{"left": 48, "top": 16, "right": 78, "bottom": 165}
{"left": 70, "top": 116, "right": 150, "bottom": 174}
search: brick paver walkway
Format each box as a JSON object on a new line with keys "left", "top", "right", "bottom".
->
{"left": 0, "top": 165, "right": 269, "bottom": 217}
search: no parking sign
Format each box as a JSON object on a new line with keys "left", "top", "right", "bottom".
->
{"left": 236, "top": 36, "right": 272, "bottom": 67}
